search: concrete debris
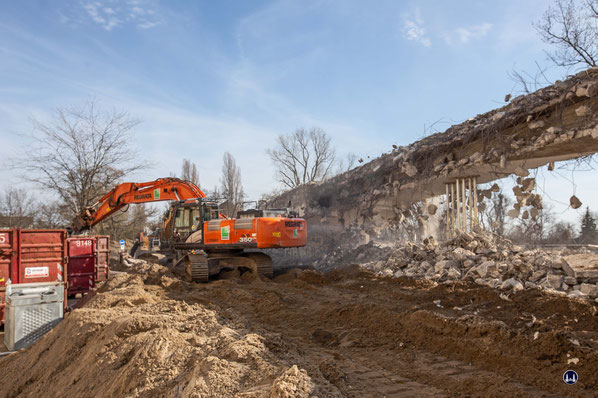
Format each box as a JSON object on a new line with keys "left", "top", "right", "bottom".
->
{"left": 514, "top": 167, "right": 529, "bottom": 177}
{"left": 507, "top": 209, "right": 519, "bottom": 218}
{"left": 402, "top": 163, "right": 418, "bottom": 177}
{"left": 270, "top": 68, "right": 598, "bottom": 229}
{"left": 359, "top": 231, "right": 598, "bottom": 299}
{"left": 521, "top": 178, "right": 535, "bottom": 192}
{"left": 576, "top": 105, "right": 591, "bottom": 116}
{"left": 570, "top": 195, "right": 582, "bottom": 209}
{"left": 528, "top": 120, "right": 545, "bottom": 129}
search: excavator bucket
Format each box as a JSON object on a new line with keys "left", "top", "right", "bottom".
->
{"left": 72, "top": 215, "right": 89, "bottom": 233}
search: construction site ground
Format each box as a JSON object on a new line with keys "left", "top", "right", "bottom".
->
{"left": 1, "top": 255, "right": 597, "bottom": 398}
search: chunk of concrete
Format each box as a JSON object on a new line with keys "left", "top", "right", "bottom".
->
{"left": 476, "top": 261, "right": 497, "bottom": 278}
{"left": 451, "top": 248, "right": 475, "bottom": 261}
{"left": 546, "top": 274, "right": 564, "bottom": 290}
{"left": 567, "top": 290, "right": 587, "bottom": 299}
{"left": 570, "top": 195, "right": 582, "bottom": 209}
{"left": 446, "top": 267, "right": 461, "bottom": 280}
{"left": 579, "top": 283, "right": 598, "bottom": 297}
{"left": 560, "top": 260, "right": 575, "bottom": 278}
{"left": 501, "top": 278, "right": 524, "bottom": 292}
{"left": 564, "top": 276, "right": 577, "bottom": 286}
{"left": 514, "top": 167, "right": 530, "bottom": 177}
{"left": 575, "top": 270, "right": 598, "bottom": 281}
{"left": 434, "top": 260, "right": 458, "bottom": 273}
{"left": 530, "top": 269, "right": 547, "bottom": 283}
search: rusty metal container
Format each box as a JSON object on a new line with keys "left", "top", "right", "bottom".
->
{"left": 0, "top": 228, "right": 68, "bottom": 324}
{"left": 66, "top": 237, "right": 96, "bottom": 296}
{"left": 94, "top": 235, "right": 110, "bottom": 282}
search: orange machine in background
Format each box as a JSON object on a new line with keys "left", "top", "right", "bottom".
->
{"left": 72, "top": 178, "right": 307, "bottom": 282}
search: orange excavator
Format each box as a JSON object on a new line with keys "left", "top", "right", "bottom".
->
{"left": 72, "top": 178, "right": 307, "bottom": 281}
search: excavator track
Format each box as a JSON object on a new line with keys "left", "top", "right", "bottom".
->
{"left": 187, "top": 253, "right": 209, "bottom": 282}
{"left": 243, "top": 252, "right": 273, "bottom": 278}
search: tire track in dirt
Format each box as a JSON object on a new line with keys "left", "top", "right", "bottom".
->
{"left": 168, "top": 267, "right": 598, "bottom": 397}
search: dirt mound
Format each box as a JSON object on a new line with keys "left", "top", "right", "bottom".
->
{"left": 2, "top": 257, "right": 597, "bottom": 396}
{"left": 0, "top": 265, "right": 331, "bottom": 398}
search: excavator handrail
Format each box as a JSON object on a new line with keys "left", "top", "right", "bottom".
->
{"left": 72, "top": 177, "right": 206, "bottom": 232}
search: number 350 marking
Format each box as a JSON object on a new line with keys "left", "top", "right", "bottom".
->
{"left": 0, "top": 233, "right": 7, "bottom": 244}
{"left": 239, "top": 237, "right": 254, "bottom": 243}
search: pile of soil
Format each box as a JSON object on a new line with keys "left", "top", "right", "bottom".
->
{"left": 1, "top": 259, "right": 597, "bottom": 396}
{"left": 0, "top": 263, "right": 328, "bottom": 397}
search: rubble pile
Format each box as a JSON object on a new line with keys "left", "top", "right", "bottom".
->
{"left": 362, "top": 231, "right": 598, "bottom": 300}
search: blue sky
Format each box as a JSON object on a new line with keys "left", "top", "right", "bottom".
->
{"left": 0, "top": 0, "right": 596, "bottom": 224}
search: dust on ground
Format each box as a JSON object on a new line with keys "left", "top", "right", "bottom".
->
{"left": 1, "top": 260, "right": 597, "bottom": 397}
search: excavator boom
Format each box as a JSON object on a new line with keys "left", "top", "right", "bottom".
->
{"left": 72, "top": 178, "right": 206, "bottom": 232}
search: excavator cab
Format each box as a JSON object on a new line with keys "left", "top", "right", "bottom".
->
{"left": 170, "top": 200, "right": 221, "bottom": 244}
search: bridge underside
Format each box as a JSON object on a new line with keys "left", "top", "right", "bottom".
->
{"left": 270, "top": 68, "right": 598, "bottom": 238}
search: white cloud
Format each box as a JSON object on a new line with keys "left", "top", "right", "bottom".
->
{"left": 443, "top": 23, "right": 492, "bottom": 45}
{"left": 401, "top": 9, "right": 431, "bottom": 47}
{"left": 81, "top": 0, "right": 162, "bottom": 31}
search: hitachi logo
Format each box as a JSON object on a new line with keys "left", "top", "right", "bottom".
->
{"left": 133, "top": 193, "right": 152, "bottom": 200}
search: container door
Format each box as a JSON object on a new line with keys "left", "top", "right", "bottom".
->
{"left": 0, "top": 229, "right": 16, "bottom": 284}
{"left": 95, "top": 236, "right": 110, "bottom": 281}
{"left": 18, "top": 230, "right": 66, "bottom": 284}
{"left": 0, "top": 229, "right": 17, "bottom": 323}
{"left": 67, "top": 238, "right": 95, "bottom": 295}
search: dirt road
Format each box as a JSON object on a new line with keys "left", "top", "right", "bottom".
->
{"left": 1, "top": 263, "right": 597, "bottom": 397}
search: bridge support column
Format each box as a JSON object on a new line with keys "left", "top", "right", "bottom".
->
{"left": 445, "top": 177, "right": 478, "bottom": 239}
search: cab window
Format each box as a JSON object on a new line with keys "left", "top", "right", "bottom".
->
{"left": 175, "top": 209, "right": 190, "bottom": 228}
{"left": 192, "top": 209, "right": 201, "bottom": 226}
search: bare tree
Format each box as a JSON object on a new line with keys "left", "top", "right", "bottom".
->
{"left": 483, "top": 192, "right": 513, "bottom": 236}
{"left": 0, "top": 187, "right": 36, "bottom": 228}
{"left": 267, "top": 127, "right": 336, "bottom": 189}
{"left": 95, "top": 203, "right": 158, "bottom": 240}
{"left": 535, "top": 0, "right": 598, "bottom": 68}
{"left": 545, "top": 221, "right": 576, "bottom": 243}
{"left": 16, "top": 99, "right": 144, "bottom": 221}
{"left": 509, "top": 205, "right": 555, "bottom": 244}
{"left": 35, "top": 202, "right": 68, "bottom": 229}
{"left": 220, "top": 152, "right": 244, "bottom": 217}
{"left": 335, "top": 152, "right": 358, "bottom": 175}
{"left": 181, "top": 159, "right": 200, "bottom": 187}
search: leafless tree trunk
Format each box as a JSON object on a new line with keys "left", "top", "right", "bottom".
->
{"left": 0, "top": 188, "right": 36, "bottom": 228}
{"left": 181, "top": 159, "right": 200, "bottom": 187}
{"left": 267, "top": 127, "right": 336, "bottom": 189}
{"left": 535, "top": 0, "right": 598, "bottom": 68}
{"left": 220, "top": 152, "right": 244, "bottom": 217}
{"left": 509, "top": 205, "right": 555, "bottom": 244}
{"left": 95, "top": 203, "right": 158, "bottom": 240}
{"left": 15, "top": 99, "right": 145, "bottom": 221}
{"left": 485, "top": 192, "right": 512, "bottom": 236}
{"left": 35, "top": 202, "right": 68, "bottom": 229}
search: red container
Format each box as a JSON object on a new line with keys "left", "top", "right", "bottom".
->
{"left": 0, "top": 228, "right": 68, "bottom": 323}
{"left": 67, "top": 237, "right": 96, "bottom": 296}
{"left": 94, "top": 235, "right": 110, "bottom": 282}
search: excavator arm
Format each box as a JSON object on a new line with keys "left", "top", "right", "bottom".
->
{"left": 72, "top": 178, "right": 206, "bottom": 232}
